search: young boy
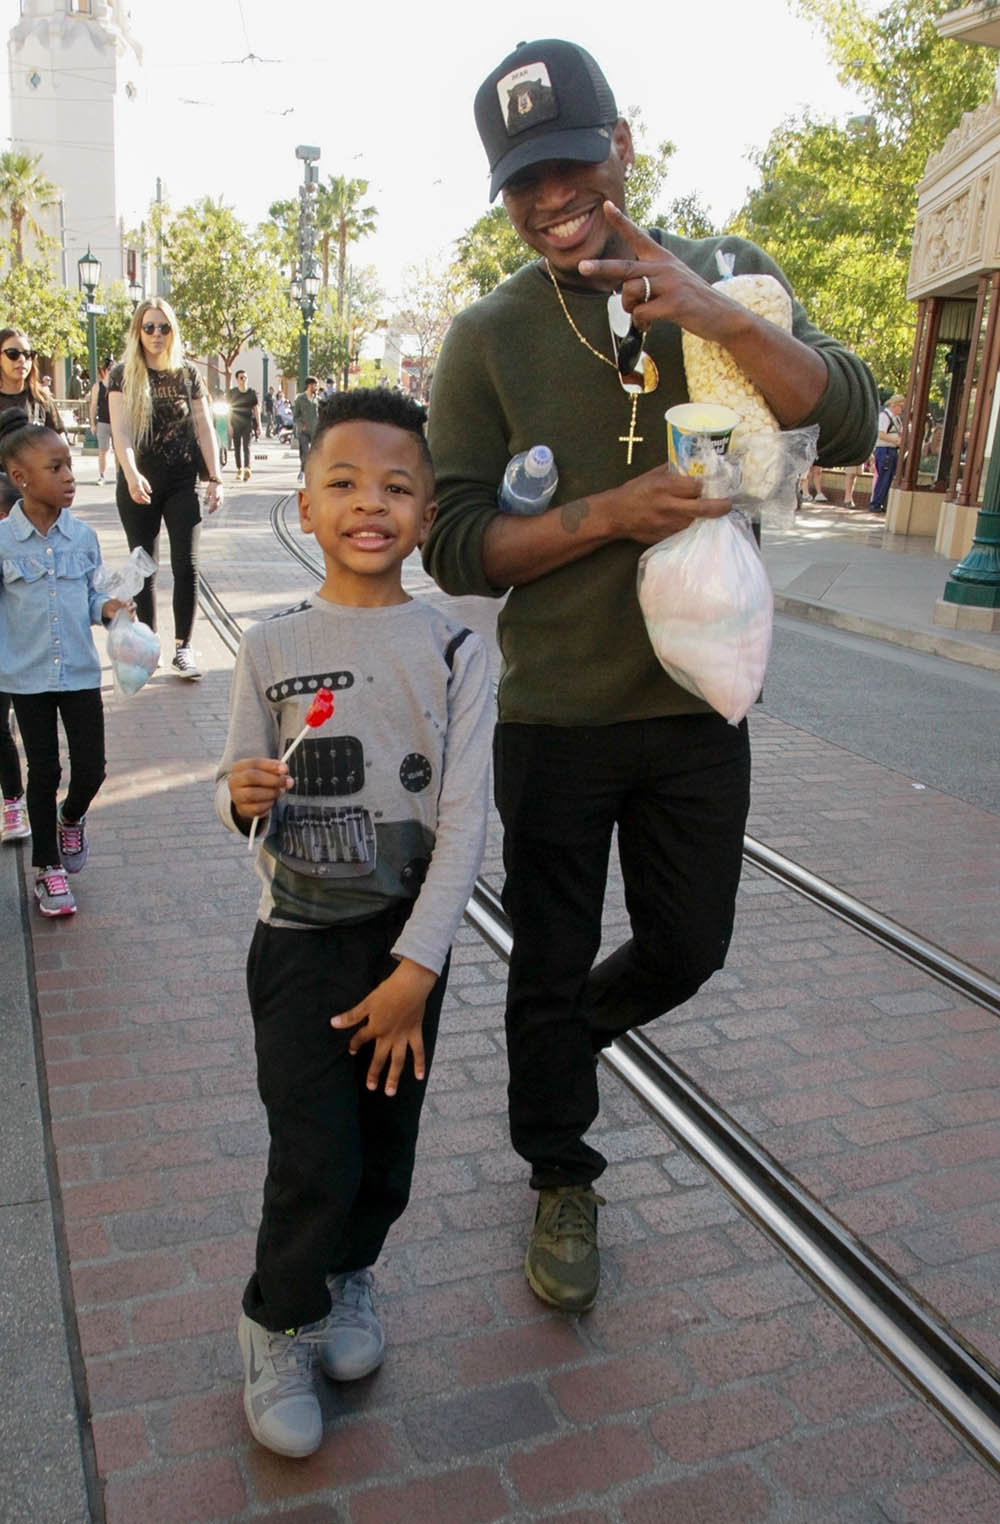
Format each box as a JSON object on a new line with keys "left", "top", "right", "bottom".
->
{"left": 215, "top": 389, "right": 492, "bottom": 1457}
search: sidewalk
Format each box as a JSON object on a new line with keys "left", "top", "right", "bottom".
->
{"left": 761, "top": 498, "right": 1000, "bottom": 670}
{"left": 3, "top": 458, "right": 1000, "bottom": 1523}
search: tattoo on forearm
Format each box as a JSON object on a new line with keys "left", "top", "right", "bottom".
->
{"left": 561, "top": 498, "right": 590, "bottom": 534}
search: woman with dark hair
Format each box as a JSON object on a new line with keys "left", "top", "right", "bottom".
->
{"left": 89, "top": 356, "right": 114, "bottom": 485}
{"left": 107, "top": 297, "right": 223, "bottom": 680}
{"left": 0, "top": 328, "right": 60, "bottom": 430}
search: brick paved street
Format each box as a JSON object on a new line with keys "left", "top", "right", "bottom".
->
{"left": 5, "top": 457, "right": 1000, "bottom": 1522}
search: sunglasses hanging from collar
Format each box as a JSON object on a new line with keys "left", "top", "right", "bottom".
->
{"left": 546, "top": 262, "right": 658, "bottom": 465}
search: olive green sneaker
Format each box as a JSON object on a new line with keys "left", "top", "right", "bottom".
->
{"left": 524, "top": 1185, "right": 604, "bottom": 1312}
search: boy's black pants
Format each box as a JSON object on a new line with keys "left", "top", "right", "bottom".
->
{"left": 243, "top": 907, "right": 446, "bottom": 1332}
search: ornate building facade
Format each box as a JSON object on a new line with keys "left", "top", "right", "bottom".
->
{"left": 7, "top": 0, "right": 148, "bottom": 286}
{"left": 891, "top": 5, "right": 1000, "bottom": 580}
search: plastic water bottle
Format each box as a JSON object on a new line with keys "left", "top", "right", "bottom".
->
{"left": 499, "top": 445, "right": 558, "bottom": 515}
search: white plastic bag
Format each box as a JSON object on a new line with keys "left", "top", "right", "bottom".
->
{"left": 95, "top": 547, "right": 161, "bottom": 696}
{"left": 638, "top": 508, "right": 773, "bottom": 726}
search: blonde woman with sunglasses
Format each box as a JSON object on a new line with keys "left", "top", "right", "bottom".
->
{"left": 108, "top": 299, "right": 223, "bottom": 680}
{"left": 0, "top": 329, "right": 60, "bottom": 431}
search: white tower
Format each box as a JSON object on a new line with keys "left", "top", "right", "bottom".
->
{"left": 8, "top": 0, "right": 148, "bottom": 286}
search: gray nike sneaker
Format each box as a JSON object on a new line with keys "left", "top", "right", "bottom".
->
{"left": 237, "top": 1313, "right": 322, "bottom": 1458}
{"left": 316, "top": 1268, "right": 385, "bottom": 1381}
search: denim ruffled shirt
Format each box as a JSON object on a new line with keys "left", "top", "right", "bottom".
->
{"left": 0, "top": 504, "right": 108, "bottom": 693}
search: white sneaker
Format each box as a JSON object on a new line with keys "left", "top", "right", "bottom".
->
{"left": 96, "top": 474, "right": 105, "bottom": 486}
{"left": 171, "top": 646, "right": 202, "bottom": 680}
{"left": 813, "top": 491, "right": 829, "bottom": 503}
{"left": 237, "top": 1313, "right": 322, "bottom": 1458}
{"left": 2, "top": 795, "right": 30, "bottom": 842}
{"left": 315, "top": 1269, "right": 385, "bottom": 1381}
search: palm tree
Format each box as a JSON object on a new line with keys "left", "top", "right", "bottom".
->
{"left": 316, "top": 176, "right": 378, "bottom": 316}
{"left": 0, "top": 151, "right": 58, "bottom": 264}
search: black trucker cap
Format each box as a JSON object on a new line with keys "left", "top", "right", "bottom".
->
{"left": 475, "top": 39, "right": 618, "bottom": 201}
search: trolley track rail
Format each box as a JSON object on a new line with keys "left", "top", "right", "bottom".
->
{"left": 197, "top": 492, "right": 1000, "bottom": 1476}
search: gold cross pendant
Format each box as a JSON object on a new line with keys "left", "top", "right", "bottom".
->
{"left": 619, "top": 396, "right": 642, "bottom": 464}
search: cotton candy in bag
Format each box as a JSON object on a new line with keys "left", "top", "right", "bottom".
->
{"left": 95, "top": 547, "right": 161, "bottom": 696}
{"left": 637, "top": 448, "right": 773, "bottom": 725}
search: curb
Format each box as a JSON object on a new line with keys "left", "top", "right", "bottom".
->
{"left": 773, "top": 592, "right": 1000, "bottom": 672}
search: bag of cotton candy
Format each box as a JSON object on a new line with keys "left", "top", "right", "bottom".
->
{"left": 637, "top": 448, "right": 773, "bottom": 726}
{"left": 95, "top": 547, "right": 161, "bottom": 696}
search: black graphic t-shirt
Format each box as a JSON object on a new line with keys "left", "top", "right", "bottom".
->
{"left": 108, "top": 362, "right": 204, "bottom": 471}
{"left": 227, "top": 386, "right": 258, "bottom": 426}
{"left": 0, "top": 386, "right": 59, "bottom": 431}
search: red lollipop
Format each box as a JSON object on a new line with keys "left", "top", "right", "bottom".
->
{"left": 248, "top": 687, "right": 335, "bottom": 851}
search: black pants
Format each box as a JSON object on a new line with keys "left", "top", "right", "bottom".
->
{"left": 243, "top": 908, "right": 447, "bottom": 1331}
{"left": 116, "top": 469, "right": 201, "bottom": 644}
{"left": 494, "top": 714, "right": 751, "bottom": 1188}
{"left": 0, "top": 693, "right": 23, "bottom": 800}
{"left": 10, "top": 689, "right": 106, "bottom": 868}
{"left": 232, "top": 421, "right": 253, "bottom": 470}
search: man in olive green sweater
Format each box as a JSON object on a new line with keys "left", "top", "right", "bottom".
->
{"left": 424, "top": 38, "right": 878, "bottom": 1313}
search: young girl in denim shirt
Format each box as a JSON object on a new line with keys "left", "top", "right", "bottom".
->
{"left": 0, "top": 410, "right": 127, "bottom": 916}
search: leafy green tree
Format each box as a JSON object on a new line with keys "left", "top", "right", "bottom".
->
{"left": 624, "top": 109, "right": 676, "bottom": 227}
{"left": 0, "top": 245, "right": 80, "bottom": 357}
{"left": 317, "top": 177, "right": 378, "bottom": 315}
{"left": 0, "top": 151, "right": 58, "bottom": 265}
{"left": 164, "top": 198, "right": 295, "bottom": 385}
{"left": 264, "top": 197, "right": 299, "bottom": 272}
{"left": 661, "top": 193, "right": 718, "bottom": 239}
{"left": 731, "top": 0, "right": 996, "bottom": 387}
{"left": 93, "top": 280, "right": 135, "bottom": 365}
{"left": 394, "top": 259, "right": 472, "bottom": 397}
{"left": 453, "top": 206, "right": 530, "bottom": 298}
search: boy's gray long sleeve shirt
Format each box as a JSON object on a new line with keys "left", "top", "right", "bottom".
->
{"left": 215, "top": 594, "right": 493, "bottom": 976}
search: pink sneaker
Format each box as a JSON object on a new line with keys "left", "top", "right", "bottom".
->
{"left": 57, "top": 809, "right": 88, "bottom": 873}
{"left": 34, "top": 866, "right": 77, "bottom": 917}
{"left": 2, "top": 795, "right": 30, "bottom": 842}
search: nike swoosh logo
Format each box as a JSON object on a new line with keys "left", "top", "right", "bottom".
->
{"left": 248, "top": 1340, "right": 264, "bottom": 1385}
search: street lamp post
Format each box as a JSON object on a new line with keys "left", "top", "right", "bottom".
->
{"left": 127, "top": 276, "right": 143, "bottom": 307}
{"left": 77, "top": 247, "right": 102, "bottom": 451}
{"left": 293, "top": 145, "right": 321, "bottom": 391}
{"left": 290, "top": 269, "right": 321, "bottom": 390}
{"left": 939, "top": 435, "right": 1000, "bottom": 623}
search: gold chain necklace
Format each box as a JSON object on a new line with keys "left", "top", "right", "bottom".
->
{"left": 544, "top": 258, "right": 655, "bottom": 464}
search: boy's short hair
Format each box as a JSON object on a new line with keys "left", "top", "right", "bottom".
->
{"left": 312, "top": 388, "right": 435, "bottom": 489}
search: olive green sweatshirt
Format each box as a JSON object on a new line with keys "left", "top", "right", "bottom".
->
{"left": 424, "top": 231, "right": 878, "bottom": 727}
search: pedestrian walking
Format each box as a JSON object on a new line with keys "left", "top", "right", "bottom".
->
{"left": 89, "top": 357, "right": 114, "bottom": 485}
{"left": 293, "top": 376, "right": 319, "bottom": 484}
{"left": 107, "top": 298, "right": 223, "bottom": 681}
{"left": 0, "top": 410, "right": 130, "bottom": 915}
{"left": 263, "top": 385, "right": 276, "bottom": 437}
{"left": 215, "top": 388, "right": 492, "bottom": 1458}
{"left": 226, "top": 369, "right": 260, "bottom": 481}
{"left": 425, "top": 36, "right": 878, "bottom": 1313}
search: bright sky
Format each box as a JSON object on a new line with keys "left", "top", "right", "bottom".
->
{"left": 3, "top": 0, "right": 867, "bottom": 305}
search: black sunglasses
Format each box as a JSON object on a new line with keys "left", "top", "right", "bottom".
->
{"left": 3, "top": 347, "right": 35, "bottom": 361}
{"left": 141, "top": 321, "right": 171, "bottom": 336}
{"left": 607, "top": 293, "right": 643, "bottom": 379}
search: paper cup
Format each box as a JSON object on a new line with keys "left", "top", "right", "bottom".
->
{"left": 666, "top": 403, "right": 741, "bottom": 474}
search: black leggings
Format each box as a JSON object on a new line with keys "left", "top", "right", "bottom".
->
{"left": 11, "top": 689, "right": 106, "bottom": 868}
{"left": 0, "top": 693, "right": 23, "bottom": 800}
{"left": 232, "top": 421, "right": 253, "bottom": 470}
{"left": 116, "top": 469, "right": 202, "bottom": 644}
